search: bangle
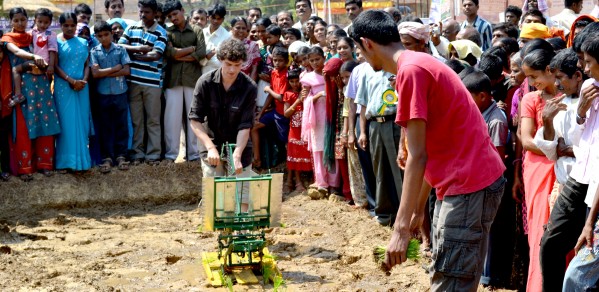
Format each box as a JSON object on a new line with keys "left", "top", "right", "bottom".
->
{"left": 577, "top": 113, "right": 587, "bottom": 122}
{"left": 512, "top": 158, "right": 522, "bottom": 165}
{"left": 207, "top": 146, "right": 216, "bottom": 151}
{"left": 340, "top": 133, "right": 348, "bottom": 138}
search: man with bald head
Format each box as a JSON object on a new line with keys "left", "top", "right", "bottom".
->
{"left": 457, "top": 26, "right": 482, "bottom": 47}
{"left": 384, "top": 7, "right": 402, "bottom": 24}
{"left": 442, "top": 19, "right": 460, "bottom": 41}
{"left": 277, "top": 11, "right": 293, "bottom": 29}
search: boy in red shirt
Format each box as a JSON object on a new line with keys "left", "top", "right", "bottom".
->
{"left": 351, "top": 10, "right": 506, "bottom": 291}
{"left": 252, "top": 46, "right": 290, "bottom": 167}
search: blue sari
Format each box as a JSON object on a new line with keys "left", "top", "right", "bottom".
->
{"left": 54, "top": 36, "right": 92, "bottom": 170}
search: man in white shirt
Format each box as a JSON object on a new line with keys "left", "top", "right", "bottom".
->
{"left": 202, "top": 3, "right": 230, "bottom": 75}
{"left": 551, "top": 0, "right": 583, "bottom": 34}
{"left": 104, "top": 0, "right": 136, "bottom": 27}
{"left": 292, "top": 0, "right": 312, "bottom": 30}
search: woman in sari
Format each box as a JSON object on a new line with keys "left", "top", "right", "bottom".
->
{"left": 0, "top": 7, "right": 60, "bottom": 181}
{"left": 323, "top": 57, "right": 351, "bottom": 202}
{"left": 53, "top": 12, "right": 92, "bottom": 171}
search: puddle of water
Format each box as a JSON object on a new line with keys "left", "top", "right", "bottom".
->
{"left": 175, "top": 262, "right": 203, "bottom": 286}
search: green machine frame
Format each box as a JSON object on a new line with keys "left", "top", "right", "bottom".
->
{"left": 203, "top": 143, "right": 283, "bottom": 272}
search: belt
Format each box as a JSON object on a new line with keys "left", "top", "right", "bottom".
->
{"left": 369, "top": 114, "right": 396, "bottom": 123}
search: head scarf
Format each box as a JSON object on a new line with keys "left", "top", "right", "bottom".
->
{"left": 107, "top": 18, "right": 129, "bottom": 31}
{"left": 520, "top": 23, "right": 552, "bottom": 39}
{"left": 567, "top": 15, "right": 598, "bottom": 47}
{"left": 322, "top": 58, "right": 344, "bottom": 170}
{"left": 448, "top": 39, "right": 482, "bottom": 60}
{"left": 398, "top": 22, "right": 430, "bottom": 43}
{"left": 289, "top": 41, "right": 308, "bottom": 54}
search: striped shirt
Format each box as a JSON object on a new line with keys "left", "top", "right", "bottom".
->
{"left": 118, "top": 21, "right": 167, "bottom": 88}
{"left": 460, "top": 15, "right": 492, "bottom": 51}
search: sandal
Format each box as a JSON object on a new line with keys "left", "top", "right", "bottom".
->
{"left": 295, "top": 182, "right": 306, "bottom": 192}
{"left": 39, "top": 169, "right": 54, "bottom": 177}
{"left": 283, "top": 182, "right": 293, "bottom": 194}
{"left": 19, "top": 174, "right": 33, "bottom": 182}
{"left": 99, "top": 160, "right": 112, "bottom": 174}
{"left": 116, "top": 157, "right": 129, "bottom": 171}
{"left": 0, "top": 172, "right": 10, "bottom": 181}
{"left": 252, "top": 159, "right": 262, "bottom": 168}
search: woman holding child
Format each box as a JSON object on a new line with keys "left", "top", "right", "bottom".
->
{"left": 0, "top": 7, "right": 61, "bottom": 181}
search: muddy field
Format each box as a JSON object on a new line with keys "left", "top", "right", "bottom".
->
{"left": 0, "top": 164, "right": 513, "bottom": 291}
{"left": 0, "top": 189, "right": 431, "bottom": 290}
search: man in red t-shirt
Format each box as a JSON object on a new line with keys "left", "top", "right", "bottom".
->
{"left": 350, "top": 10, "right": 506, "bottom": 291}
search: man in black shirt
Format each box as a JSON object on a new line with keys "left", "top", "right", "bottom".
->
{"left": 189, "top": 38, "right": 257, "bottom": 176}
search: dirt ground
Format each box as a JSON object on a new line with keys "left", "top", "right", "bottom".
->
{"left": 0, "top": 184, "right": 439, "bottom": 291}
{"left": 0, "top": 163, "right": 518, "bottom": 291}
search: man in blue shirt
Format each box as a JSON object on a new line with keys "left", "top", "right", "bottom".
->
{"left": 91, "top": 21, "right": 131, "bottom": 172}
{"left": 118, "top": 0, "right": 168, "bottom": 165}
{"left": 460, "top": 0, "right": 492, "bottom": 51}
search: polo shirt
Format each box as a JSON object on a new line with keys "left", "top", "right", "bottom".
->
{"left": 118, "top": 21, "right": 167, "bottom": 88}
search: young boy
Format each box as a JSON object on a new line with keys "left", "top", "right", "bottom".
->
{"left": 561, "top": 35, "right": 599, "bottom": 291}
{"left": 74, "top": 3, "right": 93, "bottom": 24}
{"left": 90, "top": 21, "right": 131, "bottom": 173}
{"left": 252, "top": 47, "right": 291, "bottom": 168}
{"left": 462, "top": 69, "right": 512, "bottom": 288}
{"left": 283, "top": 28, "right": 302, "bottom": 47}
{"left": 462, "top": 69, "right": 508, "bottom": 158}
{"left": 539, "top": 48, "right": 589, "bottom": 290}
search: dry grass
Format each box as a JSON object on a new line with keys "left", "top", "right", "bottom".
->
{"left": 0, "top": 161, "right": 202, "bottom": 216}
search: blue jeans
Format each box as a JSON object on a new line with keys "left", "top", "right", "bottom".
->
{"left": 562, "top": 214, "right": 599, "bottom": 292}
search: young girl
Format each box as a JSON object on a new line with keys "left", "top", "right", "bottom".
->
{"left": 334, "top": 37, "right": 355, "bottom": 62}
{"left": 297, "top": 46, "right": 312, "bottom": 78}
{"left": 283, "top": 69, "right": 312, "bottom": 192}
{"left": 339, "top": 60, "right": 367, "bottom": 207}
{"left": 301, "top": 46, "right": 338, "bottom": 199}
{"left": 9, "top": 8, "right": 56, "bottom": 108}
{"left": 520, "top": 47, "right": 559, "bottom": 292}
{"left": 323, "top": 58, "right": 351, "bottom": 201}
{"left": 0, "top": 7, "right": 60, "bottom": 180}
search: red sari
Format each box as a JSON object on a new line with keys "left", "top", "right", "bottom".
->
{"left": 1, "top": 32, "right": 57, "bottom": 175}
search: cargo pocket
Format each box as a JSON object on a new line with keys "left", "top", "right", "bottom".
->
{"left": 434, "top": 240, "right": 479, "bottom": 279}
{"left": 482, "top": 177, "right": 505, "bottom": 224}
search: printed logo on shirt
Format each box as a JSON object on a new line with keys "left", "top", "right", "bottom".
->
{"left": 378, "top": 88, "right": 398, "bottom": 115}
